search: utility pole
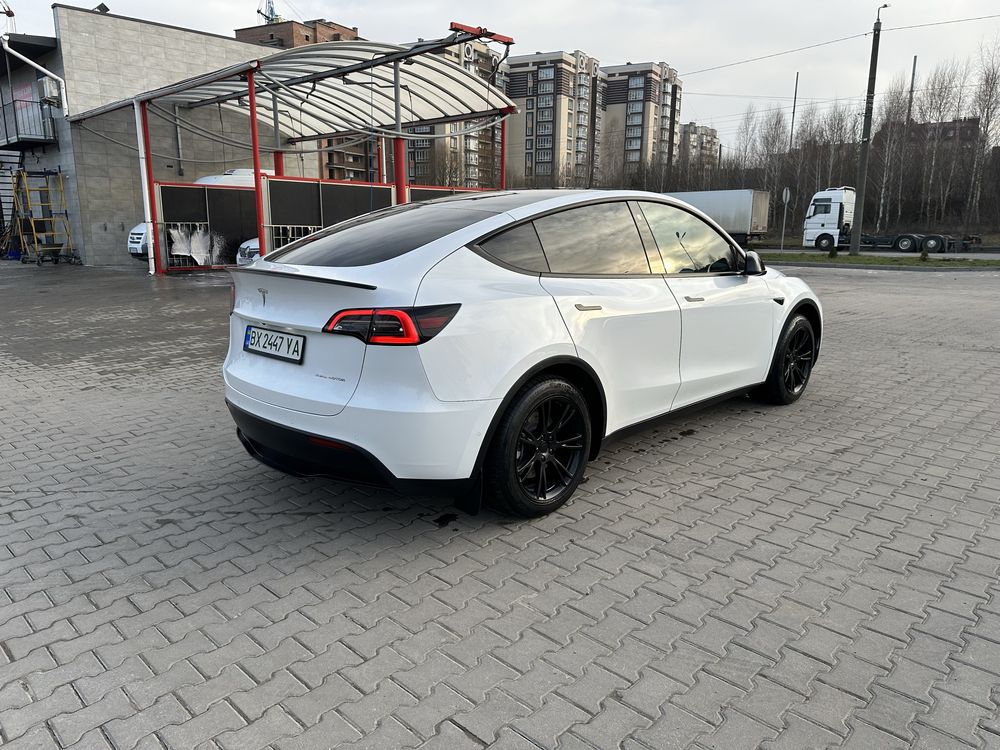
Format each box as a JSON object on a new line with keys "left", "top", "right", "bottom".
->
{"left": 849, "top": 4, "right": 889, "bottom": 256}
{"left": 788, "top": 71, "right": 799, "bottom": 152}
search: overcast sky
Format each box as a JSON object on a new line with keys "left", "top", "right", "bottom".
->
{"left": 13, "top": 1, "right": 1000, "bottom": 146}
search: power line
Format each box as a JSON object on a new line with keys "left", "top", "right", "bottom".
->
{"left": 679, "top": 32, "right": 870, "bottom": 77}
{"left": 884, "top": 13, "right": 1000, "bottom": 32}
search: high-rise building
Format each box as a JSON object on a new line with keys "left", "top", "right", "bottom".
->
{"left": 504, "top": 50, "right": 605, "bottom": 187}
{"left": 680, "top": 122, "right": 720, "bottom": 168}
{"left": 401, "top": 40, "right": 506, "bottom": 189}
{"left": 601, "top": 62, "right": 682, "bottom": 181}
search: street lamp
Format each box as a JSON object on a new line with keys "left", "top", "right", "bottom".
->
{"left": 848, "top": 3, "right": 889, "bottom": 256}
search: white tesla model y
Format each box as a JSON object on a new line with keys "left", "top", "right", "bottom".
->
{"left": 224, "top": 190, "right": 822, "bottom": 516}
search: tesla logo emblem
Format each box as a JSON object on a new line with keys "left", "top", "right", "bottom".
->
{"left": 257, "top": 288, "right": 268, "bottom": 306}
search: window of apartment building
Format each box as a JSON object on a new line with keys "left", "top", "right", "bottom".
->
{"left": 537, "top": 108, "right": 553, "bottom": 122}
{"left": 578, "top": 99, "right": 589, "bottom": 113}
{"left": 525, "top": 139, "right": 534, "bottom": 151}
{"left": 626, "top": 139, "right": 641, "bottom": 150}
{"left": 526, "top": 112, "right": 534, "bottom": 136}
{"left": 466, "top": 153, "right": 479, "bottom": 165}
{"left": 629, "top": 76, "right": 644, "bottom": 88}
{"left": 537, "top": 150, "right": 553, "bottom": 162}
{"left": 538, "top": 67, "right": 555, "bottom": 80}
{"left": 415, "top": 164, "right": 429, "bottom": 177}
{"left": 626, "top": 151, "right": 640, "bottom": 162}
{"left": 536, "top": 121, "right": 553, "bottom": 135}
{"left": 450, "top": 137, "right": 458, "bottom": 149}
{"left": 414, "top": 150, "right": 429, "bottom": 162}
{"left": 526, "top": 74, "right": 535, "bottom": 95}
{"left": 538, "top": 95, "right": 553, "bottom": 108}
{"left": 578, "top": 72, "right": 590, "bottom": 85}
{"left": 525, "top": 98, "right": 534, "bottom": 110}
{"left": 576, "top": 126, "right": 588, "bottom": 139}
{"left": 577, "top": 84, "right": 590, "bottom": 98}
{"left": 466, "top": 167, "right": 478, "bottom": 179}
{"left": 577, "top": 112, "right": 588, "bottom": 126}
{"left": 627, "top": 101, "right": 643, "bottom": 114}
{"left": 536, "top": 163, "right": 553, "bottom": 175}
{"left": 412, "top": 139, "right": 430, "bottom": 148}
{"left": 628, "top": 88, "right": 644, "bottom": 101}
{"left": 412, "top": 125, "right": 432, "bottom": 134}
{"left": 626, "top": 126, "right": 641, "bottom": 138}
{"left": 536, "top": 135, "right": 553, "bottom": 149}
{"left": 539, "top": 80, "right": 554, "bottom": 94}
{"left": 626, "top": 113, "right": 642, "bottom": 126}
{"left": 576, "top": 138, "right": 587, "bottom": 152}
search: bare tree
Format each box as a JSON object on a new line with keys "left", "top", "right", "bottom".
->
{"left": 916, "top": 60, "right": 960, "bottom": 224}
{"left": 968, "top": 37, "right": 1000, "bottom": 226}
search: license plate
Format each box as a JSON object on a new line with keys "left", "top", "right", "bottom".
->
{"left": 244, "top": 326, "right": 305, "bottom": 364}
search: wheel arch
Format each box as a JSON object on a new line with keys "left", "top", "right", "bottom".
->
{"left": 787, "top": 299, "right": 822, "bottom": 361}
{"left": 473, "top": 356, "right": 608, "bottom": 479}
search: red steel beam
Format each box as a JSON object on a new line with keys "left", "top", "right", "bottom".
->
{"left": 246, "top": 68, "right": 267, "bottom": 257}
{"left": 139, "top": 101, "right": 163, "bottom": 275}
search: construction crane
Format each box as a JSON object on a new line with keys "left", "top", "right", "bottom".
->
{"left": 1, "top": 1, "right": 15, "bottom": 34}
{"left": 257, "top": 0, "right": 283, "bottom": 24}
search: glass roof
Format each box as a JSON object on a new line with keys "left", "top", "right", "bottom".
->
{"left": 70, "top": 40, "right": 515, "bottom": 142}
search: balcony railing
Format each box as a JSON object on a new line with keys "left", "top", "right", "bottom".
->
{"left": 0, "top": 99, "right": 56, "bottom": 150}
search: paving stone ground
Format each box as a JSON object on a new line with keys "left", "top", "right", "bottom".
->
{"left": 2, "top": 260, "right": 1000, "bottom": 750}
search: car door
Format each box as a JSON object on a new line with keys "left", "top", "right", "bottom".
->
{"left": 532, "top": 201, "right": 682, "bottom": 434}
{"left": 636, "top": 201, "right": 774, "bottom": 410}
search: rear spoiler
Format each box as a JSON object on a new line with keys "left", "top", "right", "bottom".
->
{"left": 229, "top": 267, "right": 377, "bottom": 291}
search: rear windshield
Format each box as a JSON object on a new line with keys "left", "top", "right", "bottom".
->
{"left": 267, "top": 202, "right": 497, "bottom": 267}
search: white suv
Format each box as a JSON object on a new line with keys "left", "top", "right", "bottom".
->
{"left": 224, "top": 190, "right": 822, "bottom": 516}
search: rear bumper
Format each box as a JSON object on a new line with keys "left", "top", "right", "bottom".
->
{"left": 228, "top": 401, "right": 475, "bottom": 495}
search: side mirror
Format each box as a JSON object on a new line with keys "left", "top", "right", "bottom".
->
{"left": 744, "top": 250, "right": 765, "bottom": 276}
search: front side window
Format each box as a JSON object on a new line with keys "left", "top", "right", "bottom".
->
{"left": 808, "top": 202, "right": 832, "bottom": 217}
{"left": 534, "top": 202, "right": 650, "bottom": 275}
{"left": 479, "top": 223, "right": 549, "bottom": 272}
{"left": 637, "top": 202, "right": 735, "bottom": 274}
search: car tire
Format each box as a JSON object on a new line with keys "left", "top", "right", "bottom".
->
{"left": 815, "top": 234, "right": 835, "bottom": 251}
{"left": 756, "top": 315, "right": 816, "bottom": 405}
{"left": 484, "top": 376, "right": 591, "bottom": 517}
{"left": 893, "top": 235, "right": 917, "bottom": 252}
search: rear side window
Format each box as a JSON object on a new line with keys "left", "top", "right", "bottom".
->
{"left": 268, "top": 203, "right": 496, "bottom": 267}
{"left": 533, "top": 202, "right": 650, "bottom": 275}
{"left": 479, "top": 223, "right": 549, "bottom": 272}
{"left": 637, "top": 201, "right": 735, "bottom": 273}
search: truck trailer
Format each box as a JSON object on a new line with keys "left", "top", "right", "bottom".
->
{"left": 666, "top": 189, "right": 769, "bottom": 247}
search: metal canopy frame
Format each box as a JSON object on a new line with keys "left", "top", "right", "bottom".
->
{"left": 69, "top": 24, "right": 516, "bottom": 275}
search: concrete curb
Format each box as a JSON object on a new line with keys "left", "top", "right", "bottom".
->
{"left": 765, "top": 261, "right": 1000, "bottom": 273}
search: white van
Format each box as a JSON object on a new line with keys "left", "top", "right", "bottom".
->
{"left": 127, "top": 169, "right": 272, "bottom": 260}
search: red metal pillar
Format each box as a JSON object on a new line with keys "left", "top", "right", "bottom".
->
{"left": 139, "top": 101, "right": 163, "bottom": 275}
{"left": 247, "top": 68, "right": 267, "bottom": 257}
{"left": 499, "top": 118, "right": 507, "bottom": 190}
{"left": 273, "top": 151, "right": 284, "bottom": 176}
{"left": 375, "top": 138, "right": 383, "bottom": 183}
{"left": 393, "top": 136, "right": 407, "bottom": 204}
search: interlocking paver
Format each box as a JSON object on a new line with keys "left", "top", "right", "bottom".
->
{"left": 4, "top": 263, "right": 1000, "bottom": 748}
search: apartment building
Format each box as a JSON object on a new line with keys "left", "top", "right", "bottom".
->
{"left": 504, "top": 50, "right": 605, "bottom": 187}
{"left": 402, "top": 39, "right": 506, "bottom": 188}
{"left": 680, "top": 122, "right": 720, "bottom": 167}
{"left": 601, "top": 62, "right": 682, "bottom": 180}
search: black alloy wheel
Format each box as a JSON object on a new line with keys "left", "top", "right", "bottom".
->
{"left": 485, "top": 377, "right": 591, "bottom": 517}
{"left": 782, "top": 325, "right": 814, "bottom": 396}
{"left": 756, "top": 314, "right": 816, "bottom": 405}
{"left": 514, "top": 395, "right": 587, "bottom": 504}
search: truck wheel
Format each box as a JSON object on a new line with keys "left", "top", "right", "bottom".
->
{"left": 893, "top": 235, "right": 917, "bottom": 252}
{"left": 815, "top": 234, "right": 835, "bottom": 251}
{"left": 921, "top": 235, "right": 945, "bottom": 254}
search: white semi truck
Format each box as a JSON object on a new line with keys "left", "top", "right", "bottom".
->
{"left": 803, "top": 186, "right": 980, "bottom": 253}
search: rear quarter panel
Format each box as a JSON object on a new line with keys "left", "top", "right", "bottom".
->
{"left": 414, "top": 247, "right": 576, "bottom": 403}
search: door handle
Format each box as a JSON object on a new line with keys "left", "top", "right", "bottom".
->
{"left": 575, "top": 303, "right": 603, "bottom": 311}
{"left": 684, "top": 296, "right": 705, "bottom": 303}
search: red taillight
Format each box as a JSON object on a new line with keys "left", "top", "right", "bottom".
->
{"left": 322, "top": 304, "right": 459, "bottom": 345}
